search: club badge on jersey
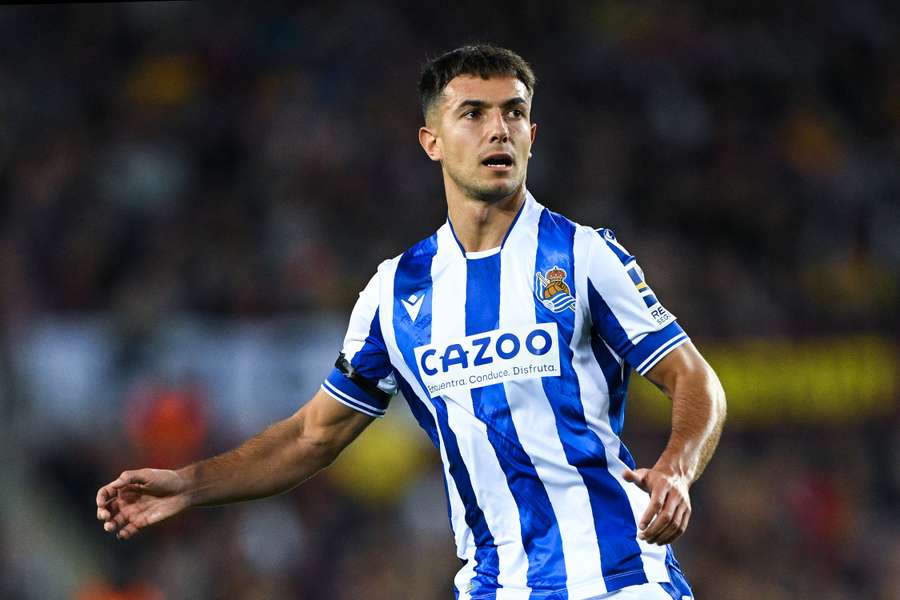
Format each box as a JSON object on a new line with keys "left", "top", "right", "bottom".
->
{"left": 535, "top": 266, "right": 576, "bottom": 313}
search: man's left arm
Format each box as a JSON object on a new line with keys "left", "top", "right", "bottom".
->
{"left": 623, "top": 341, "right": 726, "bottom": 545}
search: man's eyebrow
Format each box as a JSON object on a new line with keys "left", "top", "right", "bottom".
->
{"left": 456, "top": 97, "right": 528, "bottom": 111}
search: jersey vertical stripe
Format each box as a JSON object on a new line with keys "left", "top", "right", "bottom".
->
{"left": 325, "top": 192, "right": 694, "bottom": 599}
{"left": 465, "top": 252, "right": 567, "bottom": 595}
{"left": 391, "top": 234, "right": 500, "bottom": 597}
{"left": 430, "top": 228, "right": 527, "bottom": 598}
{"left": 499, "top": 203, "right": 605, "bottom": 598}
{"left": 534, "top": 209, "right": 649, "bottom": 591}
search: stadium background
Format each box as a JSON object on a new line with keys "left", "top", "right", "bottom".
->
{"left": 1, "top": 2, "right": 898, "bottom": 598}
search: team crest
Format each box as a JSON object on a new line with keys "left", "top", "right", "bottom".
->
{"left": 535, "top": 266, "right": 576, "bottom": 313}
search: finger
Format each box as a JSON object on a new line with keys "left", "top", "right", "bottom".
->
{"left": 117, "top": 522, "right": 141, "bottom": 540}
{"left": 638, "top": 485, "right": 667, "bottom": 532}
{"left": 642, "top": 493, "right": 679, "bottom": 542}
{"left": 655, "top": 503, "right": 689, "bottom": 545}
{"left": 680, "top": 503, "right": 691, "bottom": 534}
{"left": 650, "top": 504, "right": 683, "bottom": 545}
{"left": 622, "top": 468, "right": 649, "bottom": 492}
{"left": 97, "top": 485, "right": 118, "bottom": 508}
{"left": 97, "top": 497, "right": 117, "bottom": 521}
{"left": 103, "top": 510, "right": 129, "bottom": 534}
{"left": 646, "top": 491, "right": 688, "bottom": 544}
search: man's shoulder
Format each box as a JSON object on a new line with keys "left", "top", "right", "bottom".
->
{"left": 535, "top": 204, "right": 613, "bottom": 242}
{"left": 541, "top": 202, "right": 625, "bottom": 251}
{"left": 403, "top": 229, "right": 440, "bottom": 259}
{"left": 368, "top": 228, "right": 441, "bottom": 278}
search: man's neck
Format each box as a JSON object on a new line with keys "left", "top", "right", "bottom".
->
{"left": 446, "top": 186, "right": 526, "bottom": 253}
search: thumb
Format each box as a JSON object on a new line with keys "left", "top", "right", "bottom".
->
{"left": 623, "top": 468, "right": 650, "bottom": 491}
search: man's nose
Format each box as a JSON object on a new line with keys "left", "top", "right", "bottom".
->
{"left": 488, "top": 110, "right": 510, "bottom": 143}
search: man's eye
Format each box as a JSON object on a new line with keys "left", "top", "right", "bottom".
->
{"left": 508, "top": 109, "right": 524, "bottom": 118}
{"left": 463, "top": 110, "right": 479, "bottom": 119}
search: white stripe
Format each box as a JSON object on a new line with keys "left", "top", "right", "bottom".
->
{"left": 499, "top": 201, "right": 606, "bottom": 596}
{"left": 431, "top": 225, "right": 531, "bottom": 595}
{"left": 341, "top": 271, "right": 381, "bottom": 362}
{"left": 320, "top": 381, "right": 384, "bottom": 417}
{"left": 635, "top": 333, "right": 689, "bottom": 374}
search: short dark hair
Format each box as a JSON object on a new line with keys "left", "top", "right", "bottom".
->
{"left": 418, "top": 44, "right": 536, "bottom": 119}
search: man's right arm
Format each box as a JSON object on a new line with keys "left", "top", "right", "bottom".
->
{"left": 96, "top": 389, "right": 374, "bottom": 539}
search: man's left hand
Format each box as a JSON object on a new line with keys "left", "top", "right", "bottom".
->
{"left": 623, "top": 466, "right": 692, "bottom": 545}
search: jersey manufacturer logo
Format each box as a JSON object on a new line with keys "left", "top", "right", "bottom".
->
{"left": 535, "top": 266, "right": 575, "bottom": 313}
{"left": 401, "top": 293, "right": 424, "bottom": 321}
{"left": 414, "top": 323, "right": 561, "bottom": 396}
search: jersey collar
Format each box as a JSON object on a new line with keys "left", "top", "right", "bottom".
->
{"left": 445, "top": 190, "right": 536, "bottom": 259}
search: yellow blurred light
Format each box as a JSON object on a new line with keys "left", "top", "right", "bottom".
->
{"left": 631, "top": 335, "right": 898, "bottom": 426}
{"left": 326, "top": 408, "right": 432, "bottom": 505}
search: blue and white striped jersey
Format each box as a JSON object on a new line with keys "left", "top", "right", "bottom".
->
{"left": 322, "top": 192, "right": 693, "bottom": 600}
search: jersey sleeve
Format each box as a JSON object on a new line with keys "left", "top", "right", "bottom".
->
{"left": 321, "top": 268, "right": 397, "bottom": 418}
{"left": 585, "top": 228, "right": 689, "bottom": 375}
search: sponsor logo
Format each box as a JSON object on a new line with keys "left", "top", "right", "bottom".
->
{"left": 414, "top": 323, "right": 561, "bottom": 395}
{"left": 535, "top": 266, "right": 576, "bottom": 313}
{"left": 401, "top": 293, "right": 424, "bottom": 321}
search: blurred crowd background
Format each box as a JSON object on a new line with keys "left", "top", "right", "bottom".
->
{"left": 1, "top": 2, "right": 898, "bottom": 599}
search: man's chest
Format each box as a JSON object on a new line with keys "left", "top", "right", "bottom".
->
{"left": 388, "top": 255, "right": 582, "bottom": 395}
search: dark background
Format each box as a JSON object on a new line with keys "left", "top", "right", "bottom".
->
{"left": 0, "top": 2, "right": 898, "bottom": 599}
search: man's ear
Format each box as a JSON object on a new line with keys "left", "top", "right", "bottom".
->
{"left": 418, "top": 126, "right": 442, "bottom": 162}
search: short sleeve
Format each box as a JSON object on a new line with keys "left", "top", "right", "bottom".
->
{"left": 321, "top": 269, "right": 397, "bottom": 418}
{"left": 585, "top": 228, "right": 689, "bottom": 375}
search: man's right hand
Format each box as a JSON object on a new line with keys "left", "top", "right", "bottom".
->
{"left": 96, "top": 468, "right": 191, "bottom": 540}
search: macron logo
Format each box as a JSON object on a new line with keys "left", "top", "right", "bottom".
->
{"left": 401, "top": 293, "right": 424, "bottom": 321}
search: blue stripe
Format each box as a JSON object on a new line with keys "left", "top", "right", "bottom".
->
{"left": 321, "top": 379, "right": 385, "bottom": 417}
{"left": 642, "top": 294, "right": 658, "bottom": 308}
{"left": 588, "top": 337, "right": 629, "bottom": 437}
{"left": 349, "top": 307, "right": 394, "bottom": 382}
{"left": 587, "top": 338, "right": 637, "bottom": 468}
{"left": 395, "top": 372, "right": 439, "bottom": 449}
{"left": 631, "top": 324, "right": 687, "bottom": 374}
{"left": 465, "top": 253, "right": 567, "bottom": 594}
{"left": 626, "top": 268, "right": 642, "bottom": 286}
{"left": 392, "top": 235, "right": 499, "bottom": 596}
{"left": 661, "top": 546, "right": 693, "bottom": 599}
{"left": 586, "top": 279, "right": 634, "bottom": 361}
{"left": 322, "top": 373, "right": 387, "bottom": 414}
{"left": 537, "top": 211, "right": 647, "bottom": 592}
{"left": 595, "top": 229, "right": 634, "bottom": 266}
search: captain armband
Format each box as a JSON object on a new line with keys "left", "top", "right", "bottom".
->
{"left": 334, "top": 353, "right": 392, "bottom": 404}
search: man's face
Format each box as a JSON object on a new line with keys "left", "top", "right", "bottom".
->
{"left": 420, "top": 75, "right": 536, "bottom": 203}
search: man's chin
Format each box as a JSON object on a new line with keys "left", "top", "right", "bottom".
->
{"left": 446, "top": 168, "right": 525, "bottom": 203}
{"left": 468, "top": 179, "right": 523, "bottom": 203}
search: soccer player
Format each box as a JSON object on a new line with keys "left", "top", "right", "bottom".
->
{"left": 97, "top": 45, "right": 726, "bottom": 599}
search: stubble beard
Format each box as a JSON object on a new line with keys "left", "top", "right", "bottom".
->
{"left": 446, "top": 164, "right": 524, "bottom": 204}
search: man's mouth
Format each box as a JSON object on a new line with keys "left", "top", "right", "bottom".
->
{"left": 481, "top": 153, "right": 514, "bottom": 171}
